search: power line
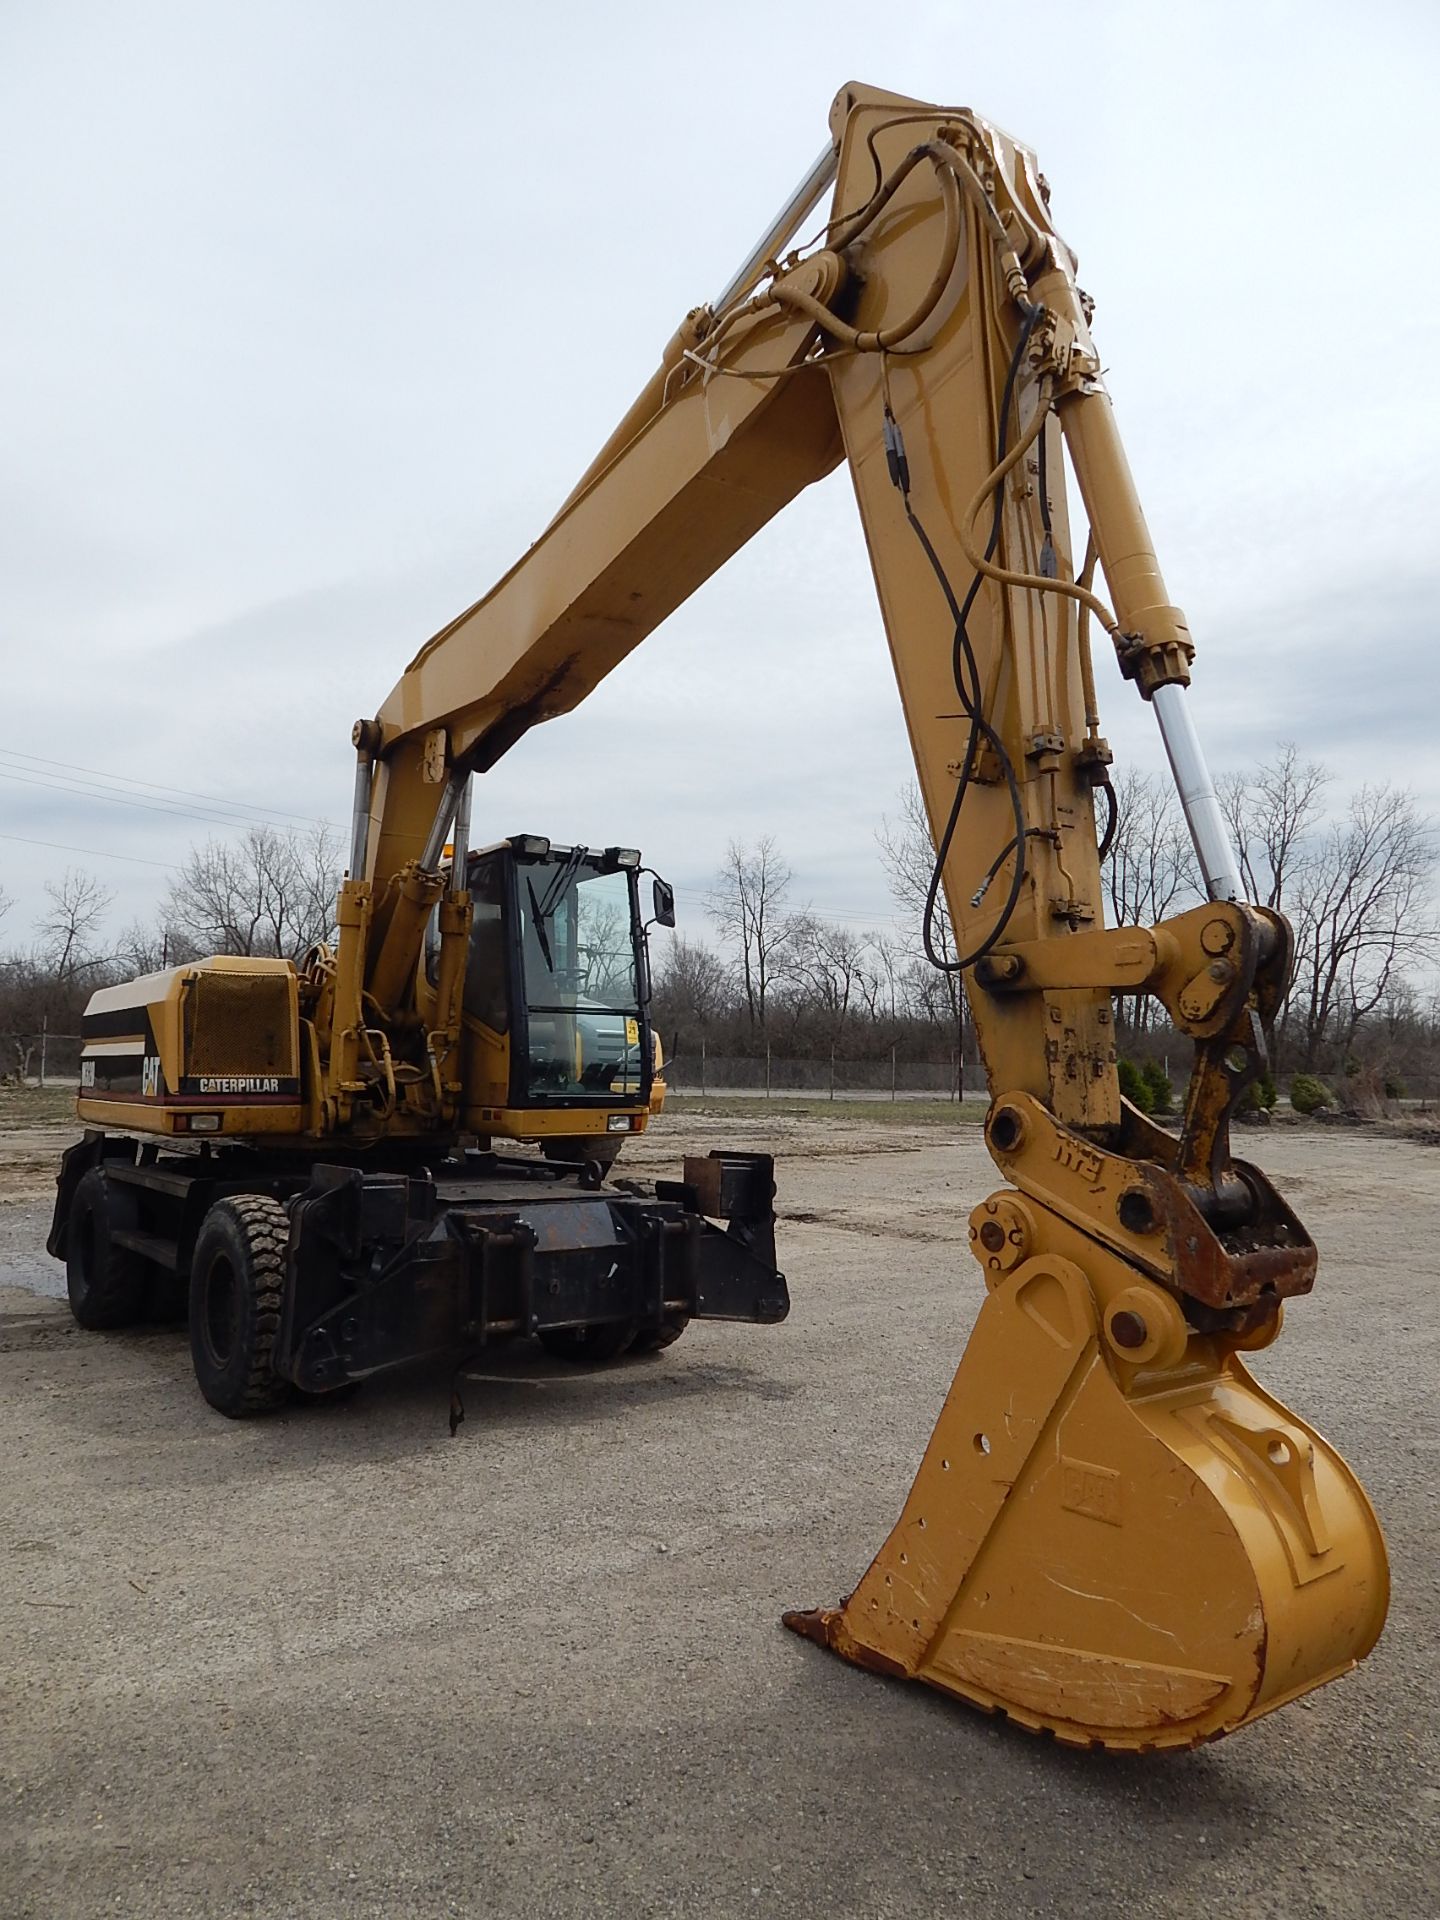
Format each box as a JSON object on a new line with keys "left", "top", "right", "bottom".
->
{"left": 0, "top": 748, "right": 325, "bottom": 827}
{"left": 0, "top": 766, "right": 270, "bottom": 831}
{"left": 0, "top": 765, "right": 321, "bottom": 835}
{"left": 0, "top": 830, "right": 176, "bottom": 871}
{"left": 788, "top": 903, "right": 912, "bottom": 927}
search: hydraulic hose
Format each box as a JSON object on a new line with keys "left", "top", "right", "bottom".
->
{"left": 768, "top": 155, "right": 961, "bottom": 354}
{"left": 954, "top": 389, "right": 1119, "bottom": 633}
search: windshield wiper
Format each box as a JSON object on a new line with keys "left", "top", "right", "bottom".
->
{"left": 535, "top": 845, "right": 587, "bottom": 925}
{"left": 526, "top": 877, "right": 555, "bottom": 973}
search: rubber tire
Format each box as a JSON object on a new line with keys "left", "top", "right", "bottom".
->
{"left": 188, "top": 1195, "right": 290, "bottom": 1418}
{"left": 628, "top": 1316, "right": 690, "bottom": 1356}
{"left": 66, "top": 1166, "right": 148, "bottom": 1330}
{"left": 536, "top": 1320, "right": 637, "bottom": 1364}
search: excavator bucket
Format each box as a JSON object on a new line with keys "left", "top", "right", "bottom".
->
{"left": 786, "top": 1246, "right": 1388, "bottom": 1751}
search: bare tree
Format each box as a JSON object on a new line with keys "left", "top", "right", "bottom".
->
{"left": 706, "top": 835, "right": 794, "bottom": 1031}
{"left": 39, "top": 870, "right": 112, "bottom": 985}
{"left": 854, "top": 930, "right": 908, "bottom": 1025}
{"left": 786, "top": 915, "right": 879, "bottom": 1045}
{"left": 1217, "top": 751, "right": 1438, "bottom": 1069}
{"left": 1217, "top": 745, "right": 1329, "bottom": 1054}
{"left": 654, "top": 934, "right": 729, "bottom": 1018}
{"left": 113, "top": 916, "right": 200, "bottom": 976}
{"left": 163, "top": 824, "right": 341, "bottom": 960}
{"left": 1289, "top": 784, "right": 1438, "bottom": 1069}
{"left": 1218, "top": 744, "right": 1328, "bottom": 913}
{"left": 0, "top": 872, "right": 112, "bottom": 1079}
{"left": 878, "top": 783, "right": 952, "bottom": 953}
{"left": 289, "top": 823, "right": 343, "bottom": 953}
{"left": 1103, "top": 770, "right": 1196, "bottom": 930}
{"left": 1100, "top": 771, "right": 1198, "bottom": 1039}
{"left": 651, "top": 934, "right": 734, "bottom": 1061}
{"left": 877, "top": 782, "right": 967, "bottom": 1058}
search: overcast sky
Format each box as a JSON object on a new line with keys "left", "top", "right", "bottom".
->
{"left": 3, "top": 0, "right": 1436, "bottom": 959}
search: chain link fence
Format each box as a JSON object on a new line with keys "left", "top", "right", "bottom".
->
{"left": 4, "top": 1033, "right": 982, "bottom": 1102}
{"left": 2, "top": 1030, "right": 83, "bottom": 1087}
{"left": 6, "top": 1029, "right": 1435, "bottom": 1111}
{"left": 661, "top": 1046, "right": 985, "bottom": 1100}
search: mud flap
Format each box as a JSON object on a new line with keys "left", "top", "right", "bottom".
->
{"left": 47, "top": 1131, "right": 121, "bottom": 1259}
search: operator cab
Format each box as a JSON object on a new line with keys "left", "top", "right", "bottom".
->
{"left": 451, "top": 835, "right": 673, "bottom": 1135}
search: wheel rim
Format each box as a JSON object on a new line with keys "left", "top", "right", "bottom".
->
{"left": 202, "top": 1251, "right": 239, "bottom": 1366}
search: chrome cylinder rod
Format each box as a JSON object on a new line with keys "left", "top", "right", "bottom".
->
{"left": 348, "top": 746, "right": 374, "bottom": 880}
{"left": 1152, "top": 682, "right": 1243, "bottom": 903}
{"left": 710, "top": 141, "right": 839, "bottom": 316}
{"left": 419, "top": 768, "right": 466, "bottom": 874}
{"left": 449, "top": 773, "right": 472, "bottom": 896}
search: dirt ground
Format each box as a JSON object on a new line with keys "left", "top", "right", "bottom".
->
{"left": 1, "top": 1099, "right": 1436, "bottom": 1919}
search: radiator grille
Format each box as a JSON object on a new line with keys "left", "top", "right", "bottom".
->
{"left": 183, "top": 971, "right": 297, "bottom": 1078}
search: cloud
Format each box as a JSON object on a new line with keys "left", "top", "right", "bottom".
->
{"left": 2, "top": 0, "right": 1434, "bottom": 962}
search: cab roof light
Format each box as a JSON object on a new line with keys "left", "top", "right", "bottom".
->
{"left": 508, "top": 834, "right": 552, "bottom": 858}
{"left": 603, "top": 847, "right": 642, "bottom": 870}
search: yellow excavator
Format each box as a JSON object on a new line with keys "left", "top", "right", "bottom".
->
{"left": 51, "top": 82, "right": 1387, "bottom": 1750}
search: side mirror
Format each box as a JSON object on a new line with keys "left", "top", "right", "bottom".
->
{"left": 651, "top": 877, "right": 676, "bottom": 929}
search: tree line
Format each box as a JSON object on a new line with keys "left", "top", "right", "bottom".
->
{"left": 655, "top": 748, "right": 1440, "bottom": 1104}
{"left": 0, "top": 826, "right": 341, "bottom": 1076}
{"left": 3, "top": 747, "right": 1437, "bottom": 1102}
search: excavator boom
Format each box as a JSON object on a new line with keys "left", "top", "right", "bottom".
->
{"left": 347, "top": 80, "right": 1386, "bottom": 1748}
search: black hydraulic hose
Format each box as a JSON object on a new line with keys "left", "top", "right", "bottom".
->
{"left": 884, "top": 304, "right": 1042, "bottom": 974}
{"left": 902, "top": 503, "right": 1028, "bottom": 972}
{"left": 1096, "top": 774, "right": 1118, "bottom": 861}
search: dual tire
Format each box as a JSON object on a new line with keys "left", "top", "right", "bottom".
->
{"left": 64, "top": 1172, "right": 290, "bottom": 1417}
{"left": 65, "top": 1167, "right": 148, "bottom": 1330}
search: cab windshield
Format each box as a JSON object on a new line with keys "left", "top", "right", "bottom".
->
{"left": 516, "top": 855, "right": 644, "bottom": 1102}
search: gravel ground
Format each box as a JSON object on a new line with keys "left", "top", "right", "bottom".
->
{"left": 1, "top": 1110, "right": 1436, "bottom": 1919}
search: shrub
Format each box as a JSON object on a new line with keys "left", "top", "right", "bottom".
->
{"left": 1384, "top": 1075, "right": 1407, "bottom": 1101}
{"left": 1239, "top": 1069, "right": 1279, "bottom": 1114}
{"left": 1289, "top": 1074, "right": 1334, "bottom": 1116}
{"left": 1140, "top": 1058, "right": 1175, "bottom": 1115}
{"left": 1117, "top": 1058, "right": 1153, "bottom": 1113}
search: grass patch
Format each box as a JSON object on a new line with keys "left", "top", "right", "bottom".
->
{"left": 0, "top": 1085, "right": 77, "bottom": 1130}
{"left": 663, "top": 1094, "right": 988, "bottom": 1126}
